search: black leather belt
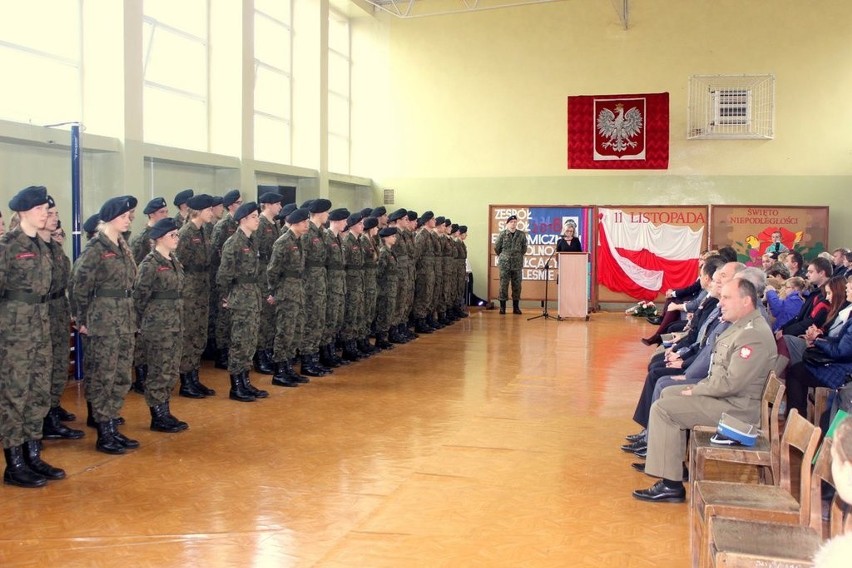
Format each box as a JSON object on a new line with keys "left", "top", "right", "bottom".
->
{"left": 305, "top": 261, "right": 326, "bottom": 268}
{"left": 235, "top": 276, "right": 256, "bottom": 285}
{"left": 151, "top": 291, "right": 181, "bottom": 300}
{"left": 95, "top": 289, "right": 132, "bottom": 298}
{"left": 1, "top": 290, "right": 49, "bottom": 304}
{"left": 183, "top": 266, "right": 208, "bottom": 273}
{"left": 282, "top": 270, "right": 301, "bottom": 278}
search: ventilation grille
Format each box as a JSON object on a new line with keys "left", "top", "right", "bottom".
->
{"left": 688, "top": 74, "right": 774, "bottom": 139}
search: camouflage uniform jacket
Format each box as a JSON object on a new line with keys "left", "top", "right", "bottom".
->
{"left": 46, "top": 238, "right": 71, "bottom": 313}
{"left": 216, "top": 229, "right": 261, "bottom": 311}
{"left": 326, "top": 229, "right": 346, "bottom": 286}
{"left": 494, "top": 229, "right": 528, "bottom": 271}
{"left": 267, "top": 230, "right": 304, "bottom": 296}
{"left": 415, "top": 227, "right": 436, "bottom": 268}
{"left": 176, "top": 221, "right": 210, "bottom": 276}
{"left": 301, "top": 222, "right": 330, "bottom": 274}
{"left": 343, "top": 232, "right": 365, "bottom": 273}
{"left": 0, "top": 229, "right": 52, "bottom": 338}
{"left": 133, "top": 249, "right": 184, "bottom": 332}
{"left": 360, "top": 233, "right": 378, "bottom": 269}
{"left": 70, "top": 233, "right": 137, "bottom": 336}
{"left": 211, "top": 214, "right": 238, "bottom": 285}
{"left": 256, "top": 215, "right": 280, "bottom": 288}
{"left": 129, "top": 225, "right": 153, "bottom": 265}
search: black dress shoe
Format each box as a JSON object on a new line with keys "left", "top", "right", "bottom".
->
{"left": 620, "top": 440, "right": 648, "bottom": 453}
{"left": 632, "top": 480, "right": 685, "bottom": 503}
{"left": 641, "top": 336, "right": 661, "bottom": 346}
{"left": 646, "top": 315, "right": 663, "bottom": 325}
{"left": 625, "top": 429, "right": 647, "bottom": 443}
{"left": 634, "top": 448, "right": 647, "bottom": 459}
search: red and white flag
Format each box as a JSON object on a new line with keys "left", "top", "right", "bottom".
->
{"left": 567, "top": 93, "right": 669, "bottom": 169}
{"left": 597, "top": 208, "right": 703, "bottom": 301}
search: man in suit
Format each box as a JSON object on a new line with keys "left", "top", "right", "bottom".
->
{"left": 632, "top": 278, "right": 777, "bottom": 503}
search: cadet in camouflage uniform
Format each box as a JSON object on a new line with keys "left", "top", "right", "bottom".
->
{"left": 361, "top": 217, "right": 382, "bottom": 350}
{"left": 172, "top": 189, "right": 193, "bottom": 229}
{"left": 494, "top": 214, "right": 528, "bottom": 314}
{"left": 413, "top": 212, "right": 438, "bottom": 333}
{"left": 175, "top": 194, "right": 217, "bottom": 398}
{"left": 71, "top": 196, "right": 140, "bottom": 455}
{"left": 386, "top": 209, "right": 412, "bottom": 344}
{"left": 267, "top": 207, "right": 311, "bottom": 387}
{"left": 321, "top": 208, "right": 349, "bottom": 368}
{"left": 454, "top": 225, "right": 470, "bottom": 317}
{"left": 440, "top": 218, "right": 458, "bottom": 324}
{"left": 341, "top": 212, "right": 368, "bottom": 360}
{"left": 299, "top": 199, "right": 333, "bottom": 376}
{"left": 1, "top": 186, "right": 65, "bottom": 488}
{"left": 217, "top": 202, "right": 268, "bottom": 402}
{"left": 403, "top": 211, "right": 420, "bottom": 334}
{"left": 203, "top": 195, "right": 224, "bottom": 359}
{"left": 133, "top": 218, "right": 188, "bottom": 433}
{"left": 40, "top": 197, "right": 84, "bottom": 441}
{"left": 129, "top": 197, "right": 169, "bottom": 395}
{"left": 211, "top": 189, "right": 242, "bottom": 369}
{"left": 375, "top": 227, "right": 400, "bottom": 349}
{"left": 254, "top": 192, "right": 283, "bottom": 375}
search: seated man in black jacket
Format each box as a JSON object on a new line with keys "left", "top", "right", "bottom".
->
{"left": 776, "top": 256, "right": 833, "bottom": 339}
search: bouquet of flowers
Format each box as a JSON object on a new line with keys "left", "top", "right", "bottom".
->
{"left": 625, "top": 301, "right": 658, "bottom": 318}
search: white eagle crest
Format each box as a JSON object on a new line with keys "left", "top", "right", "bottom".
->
{"left": 596, "top": 103, "right": 643, "bottom": 153}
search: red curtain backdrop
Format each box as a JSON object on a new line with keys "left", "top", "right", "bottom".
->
{"left": 567, "top": 92, "right": 669, "bottom": 170}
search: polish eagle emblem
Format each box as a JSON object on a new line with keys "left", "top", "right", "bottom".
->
{"left": 596, "top": 103, "right": 643, "bottom": 153}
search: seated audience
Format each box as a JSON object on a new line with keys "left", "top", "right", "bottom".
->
{"left": 765, "top": 276, "right": 806, "bottom": 331}
{"left": 777, "top": 257, "right": 833, "bottom": 339}
{"left": 785, "top": 251, "right": 808, "bottom": 279}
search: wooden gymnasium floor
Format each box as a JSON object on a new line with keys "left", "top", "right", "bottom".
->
{"left": 1, "top": 309, "right": 748, "bottom": 567}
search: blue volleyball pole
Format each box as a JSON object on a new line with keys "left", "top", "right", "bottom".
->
{"left": 71, "top": 123, "right": 84, "bottom": 380}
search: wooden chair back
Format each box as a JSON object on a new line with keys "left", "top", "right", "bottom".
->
{"left": 762, "top": 372, "right": 785, "bottom": 481}
{"left": 778, "top": 409, "right": 822, "bottom": 524}
{"left": 807, "top": 437, "right": 833, "bottom": 533}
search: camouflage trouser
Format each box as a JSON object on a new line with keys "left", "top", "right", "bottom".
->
{"left": 85, "top": 333, "right": 135, "bottom": 423}
{"left": 375, "top": 283, "right": 398, "bottom": 333}
{"left": 323, "top": 272, "right": 346, "bottom": 345}
{"left": 48, "top": 300, "right": 71, "bottom": 407}
{"left": 498, "top": 267, "right": 523, "bottom": 301}
{"left": 141, "top": 329, "right": 181, "bottom": 407}
{"left": 342, "top": 274, "right": 365, "bottom": 341}
{"left": 257, "top": 286, "right": 276, "bottom": 351}
{"left": 273, "top": 281, "right": 304, "bottom": 362}
{"left": 442, "top": 258, "right": 454, "bottom": 312}
{"left": 181, "top": 276, "right": 210, "bottom": 373}
{"left": 363, "top": 268, "right": 378, "bottom": 336}
{"left": 457, "top": 261, "right": 466, "bottom": 308}
{"left": 228, "top": 306, "right": 259, "bottom": 375}
{"left": 394, "top": 258, "right": 410, "bottom": 326}
{"left": 413, "top": 262, "right": 435, "bottom": 319}
{"left": 0, "top": 310, "right": 51, "bottom": 448}
{"left": 432, "top": 259, "right": 444, "bottom": 315}
{"left": 300, "top": 267, "right": 327, "bottom": 354}
{"left": 132, "top": 333, "right": 146, "bottom": 369}
{"left": 207, "top": 273, "right": 218, "bottom": 346}
{"left": 215, "top": 298, "right": 232, "bottom": 351}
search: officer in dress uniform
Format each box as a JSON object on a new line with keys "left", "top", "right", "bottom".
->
{"left": 268, "top": 207, "right": 312, "bottom": 387}
{"left": 133, "top": 218, "right": 188, "bottom": 432}
{"left": 129, "top": 196, "right": 169, "bottom": 395}
{"left": 217, "top": 202, "right": 268, "bottom": 402}
{"left": 1, "top": 186, "right": 66, "bottom": 487}
{"left": 633, "top": 279, "right": 777, "bottom": 503}
{"left": 71, "top": 196, "right": 140, "bottom": 455}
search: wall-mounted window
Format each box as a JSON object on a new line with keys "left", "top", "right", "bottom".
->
{"left": 328, "top": 9, "right": 350, "bottom": 174}
{"left": 143, "top": 0, "right": 208, "bottom": 151}
{"left": 254, "top": 0, "right": 293, "bottom": 164}
{"left": 0, "top": 1, "right": 81, "bottom": 127}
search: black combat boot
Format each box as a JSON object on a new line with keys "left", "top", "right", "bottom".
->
{"left": 319, "top": 344, "right": 340, "bottom": 368}
{"left": 55, "top": 405, "right": 76, "bottom": 422}
{"left": 512, "top": 301, "right": 522, "bottom": 315}
{"left": 95, "top": 421, "right": 126, "bottom": 455}
{"left": 149, "top": 403, "right": 188, "bottom": 433}
{"left": 22, "top": 440, "right": 65, "bottom": 480}
{"left": 179, "top": 372, "right": 206, "bottom": 399}
{"left": 242, "top": 371, "right": 269, "bottom": 398}
{"left": 3, "top": 445, "right": 46, "bottom": 488}
{"left": 215, "top": 348, "right": 229, "bottom": 370}
{"left": 404, "top": 323, "right": 419, "bottom": 340}
{"left": 192, "top": 369, "right": 216, "bottom": 396}
{"left": 439, "top": 311, "right": 452, "bottom": 325}
{"left": 456, "top": 306, "right": 469, "bottom": 318}
{"left": 111, "top": 421, "right": 140, "bottom": 449}
{"left": 395, "top": 324, "right": 412, "bottom": 342}
{"left": 429, "top": 314, "right": 444, "bottom": 329}
{"left": 313, "top": 353, "right": 333, "bottom": 374}
{"left": 499, "top": 301, "right": 507, "bottom": 314}
{"left": 358, "top": 337, "right": 377, "bottom": 355}
{"left": 254, "top": 349, "right": 275, "bottom": 375}
{"left": 285, "top": 359, "right": 310, "bottom": 383}
{"left": 388, "top": 326, "right": 405, "bottom": 344}
{"left": 415, "top": 318, "right": 434, "bottom": 334}
{"left": 375, "top": 331, "right": 394, "bottom": 350}
{"left": 342, "top": 340, "right": 363, "bottom": 362}
{"left": 228, "top": 373, "right": 256, "bottom": 402}
{"left": 42, "top": 407, "right": 84, "bottom": 440}
{"left": 131, "top": 364, "right": 147, "bottom": 394}
{"left": 331, "top": 342, "right": 350, "bottom": 365}
{"left": 272, "top": 362, "right": 299, "bottom": 387}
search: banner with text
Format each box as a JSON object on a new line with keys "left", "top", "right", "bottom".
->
{"left": 709, "top": 205, "right": 830, "bottom": 267}
{"left": 596, "top": 206, "right": 708, "bottom": 303}
{"left": 488, "top": 205, "right": 594, "bottom": 302}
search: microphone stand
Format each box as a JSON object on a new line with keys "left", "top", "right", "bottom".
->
{"left": 528, "top": 250, "right": 562, "bottom": 321}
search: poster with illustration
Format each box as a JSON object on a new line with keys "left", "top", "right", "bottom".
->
{"left": 709, "top": 206, "right": 829, "bottom": 267}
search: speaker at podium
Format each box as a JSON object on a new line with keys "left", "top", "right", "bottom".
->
{"left": 557, "top": 252, "right": 589, "bottom": 319}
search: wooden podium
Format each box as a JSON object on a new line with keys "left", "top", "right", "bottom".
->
{"left": 557, "top": 252, "right": 589, "bottom": 319}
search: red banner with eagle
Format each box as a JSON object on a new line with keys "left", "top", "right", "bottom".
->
{"left": 567, "top": 92, "right": 669, "bottom": 169}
